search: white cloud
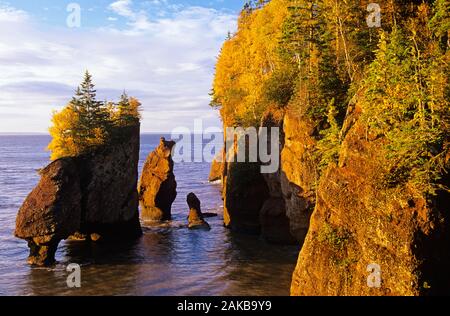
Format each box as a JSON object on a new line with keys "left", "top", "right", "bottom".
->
{"left": 0, "top": 3, "right": 28, "bottom": 22}
{"left": 109, "top": 0, "right": 135, "bottom": 18}
{"left": 0, "top": 3, "right": 237, "bottom": 133}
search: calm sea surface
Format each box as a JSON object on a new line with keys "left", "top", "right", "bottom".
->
{"left": 0, "top": 134, "right": 299, "bottom": 296}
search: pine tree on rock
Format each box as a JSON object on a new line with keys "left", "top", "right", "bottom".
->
{"left": 69, "top": 71, "right": 110, "bottom": 149}
{"left": 117, "top": 91, "right": 141, "bottom": 127}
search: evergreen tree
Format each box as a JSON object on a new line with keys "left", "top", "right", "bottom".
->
{"left": 70, "top": 71, "right": 110, "bottom": 140}
{"left": 116, "top": 91, "right": 141, "bottom": 126}
{"left": 48, "top": 72, "right": 141, "bottom": 160}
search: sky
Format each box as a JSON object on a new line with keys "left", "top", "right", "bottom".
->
{"left": 0, "top": 0, "right": 246, "bottom": 133}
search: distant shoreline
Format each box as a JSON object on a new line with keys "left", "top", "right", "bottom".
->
{"left": 0, "top": 132, "right": 223, "bottom": 136}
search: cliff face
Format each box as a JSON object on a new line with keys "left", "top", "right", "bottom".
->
{"left": 280, "top": 111, "right": 317, "bottom": 244}
{"left": 220, "top": 110, "right": 298, "bottom": 244}
{"left": 138, "top": 137, "right": 177, "bottom": 221}
{"left": 259, "top": 111, "right": 296, "bottom": 244}
{"left": 15, "top": 125, "right": 142, "bottom": 266}
{"left": 208, "top": 150, "right": 223, "bottom": 182}
{"left": 223, "top": 160, "right": 269, "bottom": 235}
{"left": 291, "top": 104, "right": 450, "bottom": 296}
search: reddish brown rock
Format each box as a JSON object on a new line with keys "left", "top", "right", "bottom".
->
{"left": 139, "top": 137, "right": 177, "bottom": 221}
{"left": 78, "top": 125, "right": 142, "bottom": 241}
{"left": 291, "top": 103, "right": 450, "bottom": 296}
{"left": 15, "top": 125, "right": 142, "bottom": 266}
{"left": 15, "top": 159, "right": 82, "bottom": 266}
{"left": 208, "top": 150, "right": 224, "bottom": 182}
{"left": 260, "top": 110, "right": 296, "bottom": 244}
{"left": 223, "top": 160, "right": 269, "bottom": 234}
{"left": 187, "top": 192, "right": 210, "bottom": 230}
{"left": 280, "top": 111, "right": 317, "bottom": 244}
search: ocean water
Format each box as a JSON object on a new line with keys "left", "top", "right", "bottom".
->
{"left": 0, "top": 134, "right": 299, "bottom": 296}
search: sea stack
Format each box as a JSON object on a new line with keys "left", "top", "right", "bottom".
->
{"left": 139, "top": 137, "right": 177, "bottom": 221}
{"left": 15, "top": 125, "right": 142, "bottom": 266}
{"left": 187, "top": 193, "right": 210, "bottom": 230}
{"left": 208, "top": 150, "right": 224, "bottom": 182}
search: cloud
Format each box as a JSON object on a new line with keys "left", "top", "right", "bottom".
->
{"left": 0, "top": 2, "right": 237, "bottom": 133}
{"left": 0, "top": 3, "right": 28, "bottom": 22}
{"left": 108, "top": 0, "right": 153, "bottom": 32}
{"left": 109, "top": 0, "right": 135, "bottom": 18}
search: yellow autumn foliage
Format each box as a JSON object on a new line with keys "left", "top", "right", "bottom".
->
{"left": 47, "top": 106, "right": 82, "bottom": 160}
{"left": 212, "top": 0, "right": 289, "bottom": 127}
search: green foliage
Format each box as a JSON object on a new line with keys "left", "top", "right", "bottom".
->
{"left": 315, "top": 99, "right": 341, "bottom": 173}
{"left": 318, "top": 223, "right": 350, "bottom": 251}
{"left": 429, "top": 0, "right": 450, "bottom": 50}
{"left": 116, "top": 92, "right": 142, "bottom": 127}
{"left": 70, "top": 71, "right": 111, "bottom": 138}
{"left": 361, "top": 26, "right": 449, "bottom": 195}
{"left": 213, "top": 0, "right": 449, "bottom": 199}
{"left": 48, "top": 72, "right": 141, "bottom": 160}
{"left": 263, "top": 66, "right": 297, "bottom": 108}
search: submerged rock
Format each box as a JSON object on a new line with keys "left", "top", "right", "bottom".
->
{"left": 139, "top": 137, "right": 177, "bottom": 221}
{"left": 15, "top": 125, "right": 142, "bottom": 266}
{"left": 187, "top": 193, "right": 210, "bottom": 230}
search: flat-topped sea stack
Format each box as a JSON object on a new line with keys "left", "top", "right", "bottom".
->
{"left": 15, "top": 125, "right": 142, "bottom": 266}
{"left": 138, "top": 137, "right": 177, "bottom": 221}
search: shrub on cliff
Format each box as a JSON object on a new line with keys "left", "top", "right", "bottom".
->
{"left": 47, "top": 71, "right": 141, "bottom": 160}
{"left": 360, "top": 21, "right": 449, "bottom": 195}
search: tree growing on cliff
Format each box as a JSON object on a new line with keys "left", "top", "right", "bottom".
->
{"left": 212, "top": 0, "right": 290, "bottom": 127}
{"left": 361, "top": 18, "right": 449, "bottom": 195}
{"left": 47, "top": 106, "right": 82, "bottom": 160}
{"left": 70, "top": 71, "right": 111, "bottom": 139}
{"left": 116, "top": 92, "right": 142, "bottom": 127}
{"left": 47, "top": 72, "right": 142, "bottom": 160}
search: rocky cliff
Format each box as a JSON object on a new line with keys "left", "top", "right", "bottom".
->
{"left": 291, "top": 102, "right": 450, "bottom": 296}
{"left": 217, "top": 110, "right": 300, "bottom": 243}
{"left": 223, "top": 159, "right": 269, "bottom": 235}
{"left": 211, "top": 0, "right": 449, "bottom": 296}
{"left": 15, "top": 125, "right": 142, "bottom": 266}
{"left": 138, "top": 137, "right": 177, "bottom": 221}
{"left": 259, "top": 111, "right": 296, "bottom": 244}
{"left": 280, "top": 111, "right": 318, "bottom": 244}
{"left": 208, "top": 151, "right": 223, "bottom": 182}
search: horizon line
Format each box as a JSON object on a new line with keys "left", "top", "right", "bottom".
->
{"left": 0, "top": 131, "right": 225, "bottom": 136}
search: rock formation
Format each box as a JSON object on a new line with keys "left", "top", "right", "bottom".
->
{"left": 208, "top": 150, "right": 224, "bottom": 182}
{"left": 259, "top": 111, "right": 296, "bottom": 244}
{"left": 139, "top": 137, "right": 177, "bottom": 221}
{"left": 219, "top": 111, "right": 302, "bottom": 242}
{"left": 223, "top": 158, "right": 269, "bottom": 234}
{"left": 186, "top": 192, "right": 210, "bottom": 230}
{"left": 291, "top": 103, "right": 450, "bottom": 296}
{"left": 15, "top": 125, "right": 142, "bottom": 266}
{"left": 280, "top": 111, "right": 317, "bottom": 244}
